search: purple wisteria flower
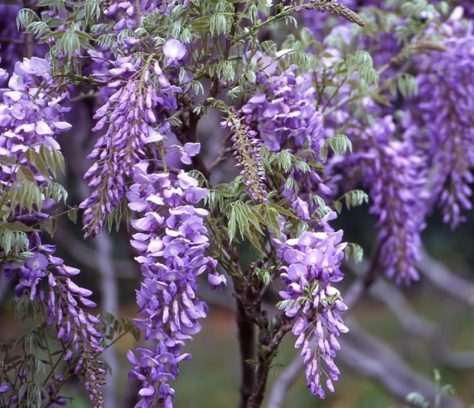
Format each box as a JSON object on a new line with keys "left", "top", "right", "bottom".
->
{"left": 126, "top": 161, "right": 220, "bottom": 407}
{"left": 0, "top": 57, "right": 105, "bottom": 406}
{"left": 241, "top": 65, "right": 333, "bottom": 211}
{"left": 178, "top": 142, "right": 200, "bottom": 165}
{"left": 409, "top": 12, "right": 474, "bottom": 228}
{"left": 360, "top": 116, "right": 427, "bottom": 284}
{"left": 163, "top": 39, "right": 188, "bottom": 67}
{"left": 3, "top": 237, "right": 105, "bottom": 406}
{"left": 80, "top": 56, "right": 182, "bottom": 237}
{"left": 274, "top": 211, "right": 347, "bottom": 398}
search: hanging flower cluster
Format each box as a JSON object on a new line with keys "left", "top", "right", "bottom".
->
{"left": 220, "top": 110, "right": 268, "bottom": 203}
{"left": 3, "top": 239, "right": 106, "bottom": 406}
{"left": 274, "top": 212, "right": 347, "bottom": 398}
{"left": 126, "top": 161, "right": 223, "bottom": 407}
{"left": 241, "top": 66, "right": 332, "bottom": 210}
{"left": 81, "top": 41, "right": 187, "bottom": 237}
{"left": 362, "top": 116, "right": 428, "bottom": 284}
{"left": 0, "top": 57, "right": 104, "bottom": 405}
{"left": 241, "top": 67, "right": 324, "bottom": 153}
{"left": 411, "top": 14, "right": 474, "bottom": 227}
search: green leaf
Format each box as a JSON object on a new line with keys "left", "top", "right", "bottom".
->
{"left": 320, "top": 134, "right": 352, "bottom": 161}
{"left": 26, "top": 149, "right": 51, "bottom": 181}
{"left": 43, "top": 218, "right": 57, "bottom": 237}
{"left": 398, "top": 74, "right": 418, "bottom": 98}
{"left": 2, "top": 222, "right": 37, "bottom": 232}
{"left": 17, "top": 166, "right": 36, "bottom": 183}
{"left": 344, "top": 243, "right": 363, "bottom": 264}
{"left": 335, "top": 190, "right": 369, "bottom": 212}
{"left": 67, "top": 207, "right": 79, "bottom": 224}
{"left": 190, "top": 16, "right": 210, "bottom": 32}
{"left": 51, "top": 146, "right": 65, "bottom": 173}
{"left": 225, "top": 201, "right": 264, "bottom": 252}
{"left": 40, "top": 144, "right": 57, "bottom": 177}
{"left": 0, "top": 156, "right": 18, "bottom": 166}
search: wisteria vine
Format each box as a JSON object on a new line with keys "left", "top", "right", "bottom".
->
{"left": 0, "top": 0, "right": 474, "bottom": 407}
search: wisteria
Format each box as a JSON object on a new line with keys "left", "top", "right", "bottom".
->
{"left": 274, "top": 212, "right": 347, "bottom": 398}
{"left": 81, "top": 41, "right": 186, "bottom": 237}
{"left": 362, "top": 116, "right": 427, "bottom": 284}
{"left": 410, "top": 12, "right": 474, "bottom": 227}
{"left": 126, "top": 161, "right": 220, "bottom": 407}
{"left": 221, "top": 110, "right": 268, "bottom": 203}
{"left": 0, "top": 57, "right": 104, "bottom": 405}
{"left": 1, "top": 0, "right": 474, "bottom": 407}
{"left": 241, "top": 67, "right": 332, "bottom": 211}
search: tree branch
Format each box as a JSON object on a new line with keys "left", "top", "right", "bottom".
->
{"left": 337, "top": 318, "right": 463, "bottom": 408}
{"left": 417, "top": 248, "right": 474, "bottom": 307}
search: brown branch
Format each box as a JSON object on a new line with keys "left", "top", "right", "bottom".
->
{"left": 338, "top": 318, "right": 463, "bottom": 408}
{"left": 208, "top": 147, "right": 232, "bottom": 172}
{"left": 248, "top": 312, "right": 292, "bottom": 408}
{"left": 417, "top": 247, "right": 474, "bottom": 307}
{"left": 235, "top": 293, "right": 257, "bottom": 408}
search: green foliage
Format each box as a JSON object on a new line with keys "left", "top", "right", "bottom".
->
{"left": 319, "top": 134, "right": 353, "bottom": 161}
{"left": 253, "top": 267, "right": 272, "bottom": 285}
{"left": 344, "top": 243, "right": 364, "bottom": 264}
{"left": 406, "top": 369, "right": 455, "bottom": 408}
{"left": 334, "top": 190, "right": 369, "bottom": 213}
{"left": 346, "top": 51, "right": 379, "bottom": 89}
{"left": 100, "top": 312, "right": 141, "bottom": 343}
{"left": 0, "top": 223, "right": 31, "bottom": 256}
{"left": 104, "top": 198, "right": 131, "bottom": 233}
{"left": 397, "top": 0, "right": 438, "bottom": 44}
{"left": 225, "top": 200, "right": 264, "bottom": 252}
{"left": 398, "top": 73, "right": 419, "bottom": 98}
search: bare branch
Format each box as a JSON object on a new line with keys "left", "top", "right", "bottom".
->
{"left": 337, "top": 318, "right": 463, "bottom": 408}
{"left": 352, "top": 257, "right": 474, "bottom": 370}
{"left": 418, "top": 248, "right": 474, "bottom": 307}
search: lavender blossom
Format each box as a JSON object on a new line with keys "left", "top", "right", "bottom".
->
{"left": 241, "top": 66, "right": 332, "bottom": 211}
{"left": 0, "top": 57, "right": 105, "bottom": 405}
{"left": 80, "top": 56, "right": 182, "bottom": 237}
{"left": 3, "top": 238, "right": 106, "bottom": 407}
{"left": 274, "top": 211, "right": 347, "bottom": 398}
{"left": 362, "top": 116, "right": 427, "bottom": 284}
{"left": 410, "top": 15, "right": 474, "bottom": 228}
{"left": 127, "top": 161, "right": 220, "bottom": 407}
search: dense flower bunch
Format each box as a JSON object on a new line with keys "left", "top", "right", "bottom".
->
{"left": 361, "top": 116, "right": 427, "bottom": 284}
{"left": 242, "top": 67, "right": 323, "bottom": 153}
{"left": 3, "top": 238, "right": 106, "bottom": 406}
{"left": 274, "top": 212, "right": 348, "bottom": 398}
{"left": 241, "top": 66, "right": 332, "bottom": 210}
{"left": 411, "top": 12, "right": 474, "bottom": 227}
{"left": 106, "top": 0, "right": 182, "bottom": 29}
{"left": 81, "top": 42, "right": 186, "bottom": 237}
{"left": 0, "top": 58, "right": 105, "bottom": 405}
{"left": 3, "top": 0, "right": 474, "bottom": 405}
{"left": 126, "top": 161, "right": 222, "bottom": 407}
{"left": 0, "top": 57, "right": 70, "bottom": 160}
